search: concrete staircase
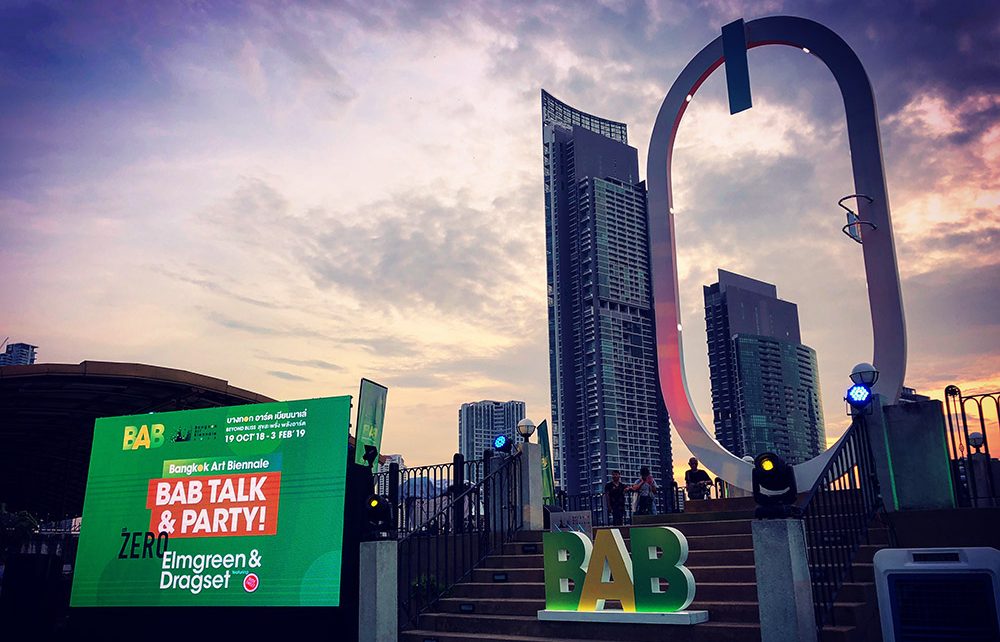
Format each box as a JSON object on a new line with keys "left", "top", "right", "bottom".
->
{"left": 401, "top": 500, "right": 889, "bottom": 642}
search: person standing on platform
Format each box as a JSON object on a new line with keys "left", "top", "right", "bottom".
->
{"left": 631, "top": 466, "right": 657, "bottom": 516}
{"left": 685, "top": 457, "right": 712, "bottom": 501}
{"left": 604, "top": 470, "right": 627, "bottom": 526}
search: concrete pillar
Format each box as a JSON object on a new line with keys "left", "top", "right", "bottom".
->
{"left": 752, "top": 519, "right": 817, "bottom": 642}
{"left": 519, "top": 442, "right": 545, "bottom": 530}
{"left": 358, "top": 540, "right": 397, "bottom": 642}
{"left": 486, "top": 452, "right": 509, "bottom": 532}
{"left": 866, "top": 398, "right": 956, "bottom": 511}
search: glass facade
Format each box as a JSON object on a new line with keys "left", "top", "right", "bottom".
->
{"left": 542, "top": 90, "right": 671, "bottom": 496}
{"left": 733, "top": 335, "right": 826, "bottom": 463}
{"left": 704, "top": 270, "right": 825, "bottom": 464}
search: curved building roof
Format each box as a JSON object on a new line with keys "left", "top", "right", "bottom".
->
{"left": 541, "top": 89, "right": 629, "bottom": 144}
{"left": 0, "top": 361, "right": 275, "bottom": 519}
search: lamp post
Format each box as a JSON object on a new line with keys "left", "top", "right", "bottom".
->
{"left": 516, "top": 418, "right": 537, "bottom": 443}
{"left": 849, "top": 362, "right": 879, "bottom": 386}
{"left": 846, "top": 362, "right": 880, "bottom": 415}
{"left": 969, "top": 431, "right": 985, "bottom": 455}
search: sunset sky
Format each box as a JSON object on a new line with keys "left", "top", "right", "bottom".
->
{"left": 2, "top": 0, "right": 997, "bottom": 483}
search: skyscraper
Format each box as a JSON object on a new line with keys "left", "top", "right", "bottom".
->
{"left": 458, "top": 400, "right": 526, "bottom": 468}
{"left": 376, "top": 454, "right": 405, "bottom": 496}
{"left": 704, "top": 269, "right": 826, "bottom": 464}
{"left": 542, "top": 90, "right": 672, "bottom": 496}
{"left": 0, "top": 342, "right": 37, "bottom": 366}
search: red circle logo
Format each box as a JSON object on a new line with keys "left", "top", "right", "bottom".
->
{"left": 243, "top": 573, "right": 259, "bottom": 593}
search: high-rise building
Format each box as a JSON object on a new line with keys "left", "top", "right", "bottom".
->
{"left": 458, "top": 400, "right": 526, "bottom": 469}
{"left": 704, "top": 269, "right": 826, "bottom": 464}
{"left": 542, "top": 90, "right": 672, "bottom": 496}
{"left": 376, "top": 454, "right": 405, "bottom": 496}
{"left": 0, "top": 342, "right": 37, "bottom": 366}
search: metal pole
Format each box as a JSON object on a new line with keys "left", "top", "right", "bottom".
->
{"left": 452, "top": 453, "right": 465, "bottom": 533}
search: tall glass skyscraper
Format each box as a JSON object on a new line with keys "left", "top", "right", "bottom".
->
{"left": 704, "top": 270, "right": 826, "bottom": 464}
{"left": 542, "top": 90, "right": 672, "bottom": 496}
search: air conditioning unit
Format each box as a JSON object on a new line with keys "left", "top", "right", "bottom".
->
{"left": 874, "top": 547, "right": 1000, "bottom": 642}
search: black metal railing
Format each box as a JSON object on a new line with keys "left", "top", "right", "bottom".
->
{"left": 373, "top": 454, "right": 486, "bottom": 536}
{"left": 799, "top": 414, "right": 884, "bottom": 629}
{"left": 396, "top": 451, "right": 523, "bottom": 630}
{"left": 554, "top": 481, "right": 684, "bottom": 526}
{"left": 944, "top": 386, "right": 999, "bottom": 507}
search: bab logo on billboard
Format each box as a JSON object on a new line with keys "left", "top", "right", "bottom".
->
{"left": 123, "top": 424, "right": 165, "bottom": 450}
{"left": 539, "top": 527, "right": 708, "bottom": 624}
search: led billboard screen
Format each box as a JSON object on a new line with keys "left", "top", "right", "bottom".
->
{"left": 70, "top": 396, "right": 351, "bottom": 607}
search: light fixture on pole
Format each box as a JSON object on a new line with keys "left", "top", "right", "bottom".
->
{"left": 850, "top": 362, "right": 879, "bottom": 386}
{"left": 846, "top": 362, "right": 879, "bottom": 414}
{"left": 493, "top": 434, "right": 513, "bottom": 455}
{"left": 516, "top": 418, "right": 536, "bottom": 443}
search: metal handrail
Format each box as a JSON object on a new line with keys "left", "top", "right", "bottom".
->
{"left": 374, "top": 456, "right": 486, "bottom": 536}
{"left": 799, "top": 414, "right": 885, "bottom": 629}
{"left": 396, "top": 451, "right": 523, "bottom": 630}
{"left": 944, "top": 386, "right": 999, "bottom": 507}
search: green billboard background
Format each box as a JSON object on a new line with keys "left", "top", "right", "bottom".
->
{"left": 70, "top": 396, "right": 351, "bottom": 607}
{"left": 353, "top": 379, "right": 387, "bottom": 468}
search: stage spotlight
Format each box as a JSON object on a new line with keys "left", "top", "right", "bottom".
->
{"left": 493, "top": 434, "right": 513, "bottom": 455}
{"left": 846, "top": 383, "right": 873, "bottom": 411}
{"left": 365, "top": 494, "right": 393, "bottom": 534}
{"left": 752, "top": 452, "right": 799, "bottom": 519}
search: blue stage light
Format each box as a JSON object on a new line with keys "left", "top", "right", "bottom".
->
{"left": 846, "top": 383, "right": 872, "bottom": 408}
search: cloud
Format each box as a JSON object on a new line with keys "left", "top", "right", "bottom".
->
{"left": 2, "top": 0, "right": 997, "bottom": 474}
{"left": 267, "top": 370, "right": 310, "bottom": 381}
{"left": 202, "top": 177, "right": 542, "bottom": 332}
{"left": 259, "top": 355, "right": 345, "bottom": 372}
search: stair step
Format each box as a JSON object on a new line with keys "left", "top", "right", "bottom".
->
{"left": 449, "top": 583, "right": 545, "bottom": 599}
{"left": 465, "top": 573, "right": 765, "bottom": 601}
{"left": 513, "top": 531, "right": 544, "bottom": 542}
{"left": 414, "top": 613, "right": 764, "bottom": 642}
{"left": 402, "top": 625, "right": 855, "bottom": 642}
{"left": 418, "top": 527, "right": 884, "bottom": 642}
{"left": 635, "top": 510, "right": 756, "bottom": 523}
{"left": 595, "top": 519, "right": 754, "bottom": 536}
{"left": 487, "top": 554, "right": 543, "bottom": 569}
{"left": 482, "top": 555, "right": 759, "bottom": 582}
{"left": 436, "top": 598, "right": 761, "bottom": 620}
{"left": 500, "top": 542, "right": 759, "bottom": 565}
{"left": 473, "top": 568, "right": 542, "bottom": 583}
{"left": 438, "top": 598, "right": 544, "bottom": 616}
{"left": 401, "top": 631, "right": 624, "bottom": 642}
